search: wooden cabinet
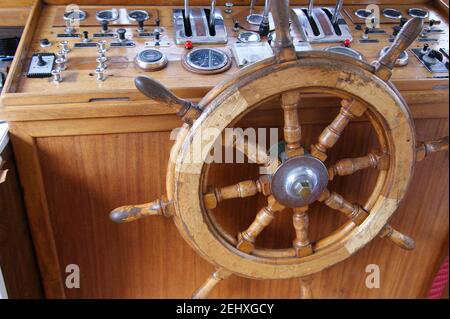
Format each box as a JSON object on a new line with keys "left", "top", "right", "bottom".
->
{"left": 0, "top": 0, "right": 448, "bottom": 298}
{"left": 0, "top": 142, "right": 42, "bottom": 298}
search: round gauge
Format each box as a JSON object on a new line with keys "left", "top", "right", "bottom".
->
{"left": 128, "top": 10, "right": 150, "bottom": 21}
{"left": 183, "top": 48, "right": 231, "bottom": 74}
{"left": 379, "top": 46, "right": 409, "bottom": 66}
{"left": 355, "top": 9, "right": 373, "bottom": 19}
{"left": 246, "top": 14, "right": 264, "bottom": 25}
{"left": 324, "top": 46, "right": 365, "bottom": 61}
{"left": 63, "top": 9, "right": 87, "bottom": 21}
{"left": 96, "top": 9, "right": 119, "bottom": 22}
{"left": 135, "top": 49, "right": 168, "bottom": 71}
{"left": 383, "top": 8, "right": 402, "bottom": 19}
{"left": 238, "top": 31, "right": 261, "bottom": 43}
{"left": 408, "top": 8, "right": 428, "bottom": 19}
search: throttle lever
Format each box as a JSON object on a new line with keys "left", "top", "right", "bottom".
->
{"left": 135, "top": 76, "right": 202, "bottom": 125}
{"left": 372, "top": 17, "right": 423, "bottom": 80}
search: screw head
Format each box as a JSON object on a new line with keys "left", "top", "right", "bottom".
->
{"left": 292, "top": 177, "right": 313, "bottom": 200}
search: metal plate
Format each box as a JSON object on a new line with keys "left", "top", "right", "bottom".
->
{"left": 291, "top": 7, "right": 353, "bottom": 43}
{"left": 173, "top": 8, "right": 228, "bottom": 44}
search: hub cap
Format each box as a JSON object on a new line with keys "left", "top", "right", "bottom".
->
{"left": 271, "top": 156, "right": 329, "bottom": 208}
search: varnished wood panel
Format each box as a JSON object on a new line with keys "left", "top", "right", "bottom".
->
{"left": 34, "top": 114, "right": 448, "bottom": 298}
{"left": 0, "top": 145, "right": 43, "bottom": 298}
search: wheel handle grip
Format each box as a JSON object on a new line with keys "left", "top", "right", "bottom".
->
{"left": 373, "top": 17, "right": 423, "bottom": 79}
{"left": 135, "top": 76, "right": 201, "bottom": 125}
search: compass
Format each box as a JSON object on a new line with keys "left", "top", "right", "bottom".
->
{"left": 182, "top": 48, "right": 231, "bottom": 74}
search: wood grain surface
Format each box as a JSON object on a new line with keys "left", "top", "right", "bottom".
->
{"left": 32, "top": 113, "right": 448, "bottom": 298}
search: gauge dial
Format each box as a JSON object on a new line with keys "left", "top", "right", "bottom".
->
{"left": 355, "top": 9, "right": 373, "bottom": 19}
{"left": 96, "top": 9, "right": 119, "bottom": 22}
{"left": 128, "top": 10, "right": 150, "bottom": 21}
{"left": 63, "top": 9, "right": 87, "bottom": 21}
{"left": 238, "top": 31, "right": 261, "bottom": 43}
{"left": 383, "top": 8, "right": 402, "bottom": 19}
{"left": 135, "top": 49, "right": 168, "bottom": 71}
{"left": 184, "top": 48, "right": 230, "bottom": 74}
{"left": 408, "top": 8, "right": 428, "bottom": 18}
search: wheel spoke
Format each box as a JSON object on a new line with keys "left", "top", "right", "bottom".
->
{"left": 299, "top": 275, "right": 314, "bottom": 299}
{"left": 318, "top": 189, "right": 369, "bottom": 225}
{"left": 292, "top": 206, "right": 313, "bottom": 257}
{"left": 281, "top": 91, "right": 304, "bottom": 157}
{"left": 311, "top": 99, "right": 367, "bottom": 162}
{"left": 203, "top": 176, "right": 271, "bottom": 209}
{"left": 318, "top": 189, "right": 415, "bottom": 250}
{"left": 236, "top": 195, "right": 284, "bottom": 253}
{"left": 192, "top": 268, "right": 232, "bottom": 299}
{"left": 234, "top": 136, "right": 280, "bottom": 170}
{"left": 328, "top": 151, "right": 389, "bottom": 181}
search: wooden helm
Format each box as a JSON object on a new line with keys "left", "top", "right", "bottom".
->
{"left": 110, "top": 1, "right": 449, "bottom": 298}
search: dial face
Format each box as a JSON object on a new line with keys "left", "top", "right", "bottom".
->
{"left": 383, "top": 8, "right": 402, "bottom": 19}
{"left": 186, "top": 48, "right": 229, "bottom": 71}
{"left": 128, "top": 10, "right": 149, "bottom": 21}
{"left": 246, "top": 13, "right": 263, "bottom": 25}
{"left": 408, "top": 8, "right": 428, "bottom": 18}
{"left": 96, "top": 9, "right": 119, "bottom": 22}
{"left": 63, "top": 9, "right": 87, "bottom": 21}
{"left": 138, "top": 49, "right": 163, "bottom": 63}
{"left": 355, "top": 9, "right": 373, "bottom": 19}
{"left": 238, "top": 31, "right": 261, "bottom": 43}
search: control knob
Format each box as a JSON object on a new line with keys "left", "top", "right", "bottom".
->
{"left": 117, "top": 28, "right": 127, "bottom": 42}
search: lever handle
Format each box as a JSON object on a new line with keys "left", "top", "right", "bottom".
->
{"left": 110, "top": 197, "right": 171, "bottom": 223}
{"left": 271, "top": 0, "right": 297, "bottom": 62}
{"left": 135, "top": 76, "right": 201, "bottom": 125}
{"left": 379, "top": 224, "right": 415, "bottom": 250}
{"left": 373, "top": 17, "right": 423, "bottom": 80}
{"left": 416, "top": 136, "right": 449, "bottom": 162}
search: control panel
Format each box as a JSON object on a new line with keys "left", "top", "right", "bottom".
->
{"left": 2, "top": 1, "right": 449, "bottom": 107}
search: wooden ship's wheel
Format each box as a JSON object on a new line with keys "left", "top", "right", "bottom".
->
{"left": 110, "top": 1, "right": 449, "bottom": 298}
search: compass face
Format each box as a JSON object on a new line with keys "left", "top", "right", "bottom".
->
{"left": 138, "top": 49, "right": 163, "bottom": 63}
{"left": 128, "top": 10, "right": 149, "bottom": 21}
{"left": 96, "top": 9, "right": 119, "bottom": 22}
{"left": 185, "top": 48, "right": 229, "bottom": 71}
{"left": 63, "top": 9, "right": 87, "bottom": 21}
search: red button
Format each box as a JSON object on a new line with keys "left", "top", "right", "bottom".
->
{"left": 184, "top": 41, "right": 193, "bottom": 50}
{"left": 344, "top": 39, "right": 351, "bottom": 47}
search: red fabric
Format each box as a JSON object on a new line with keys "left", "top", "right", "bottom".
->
{"left": 427, "top": 256, "right": 449, "bottom": 299}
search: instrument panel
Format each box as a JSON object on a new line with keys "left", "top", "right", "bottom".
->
{"left": 1, "top": 2, "right": 449, "bottom": 107}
